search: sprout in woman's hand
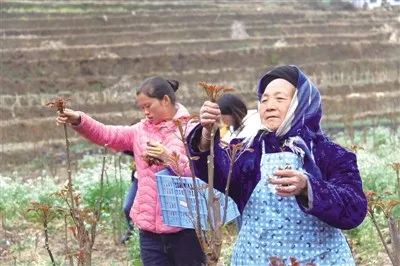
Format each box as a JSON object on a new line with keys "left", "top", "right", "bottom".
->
{"left": 46, "top": 97, "right": 70, "bottom": 113}
{"left": 198, "top": 82, "right": 234, "bottom": 102}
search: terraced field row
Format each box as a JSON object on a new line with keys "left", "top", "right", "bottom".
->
{"left": 2, "top": 58, "right": 398, "bottom": 94}
{"left": 3, "top": 41, "right": 399, "bottom": 80}
{"left": 0, "top": 1, "right": 359, "bottom": 21}
{"left": 3, "top": 33, "right": 396, "bottom": 62}
{"left": 3, "top": 23, "right": 397, "bottom": 51}
{"left": 3, "top": 11, "right": 398, "bottom": 33}
{"left": 0, "top": 0, "right": 219, "bottom": 16}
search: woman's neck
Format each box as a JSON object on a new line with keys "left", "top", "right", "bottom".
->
{"left": 163, "top": 104, "right": 178, "bottom": 121}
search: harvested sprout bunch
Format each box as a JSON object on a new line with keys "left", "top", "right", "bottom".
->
{"left": 46, "top": 97, "right": 70, "bottom": 113}
{"left": 198, "top": 82, "right": 234, "bottom": 102}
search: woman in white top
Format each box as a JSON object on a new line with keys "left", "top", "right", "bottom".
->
{"left": 217, "top": 94, "right": 261, "bottom": 143}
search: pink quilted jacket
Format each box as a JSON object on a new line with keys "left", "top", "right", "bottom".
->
{"left": 73, "top": 104, "right": 194, "bottom": 233}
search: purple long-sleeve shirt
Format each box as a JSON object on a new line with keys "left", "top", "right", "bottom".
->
{"left": 187, "top": 124, "right": 367, "bottom": 230}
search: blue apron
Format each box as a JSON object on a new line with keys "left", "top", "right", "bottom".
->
{"left": 231, "top": 150, "right": 355, "bottom": 266}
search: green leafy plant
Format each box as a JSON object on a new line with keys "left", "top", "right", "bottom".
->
{"left": 339, "top": 127, "right": 400, "bottom": 265}
{"left": 126, "top": 230, "right": 141, "bottom": 266}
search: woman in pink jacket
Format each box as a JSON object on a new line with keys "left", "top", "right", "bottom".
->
{"left": 57, "top": 76, "right": 204, "bottom": 265}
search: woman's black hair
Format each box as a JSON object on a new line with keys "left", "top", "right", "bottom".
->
{"left": 217, "top": 94, "right": 247, "bottom": 130}
{"left": 136, "top": 76, "right": 179, "bottom": 104}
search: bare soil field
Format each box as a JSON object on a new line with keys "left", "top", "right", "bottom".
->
{"left": 1, "top": 0, "right": 399, "bottom": 170}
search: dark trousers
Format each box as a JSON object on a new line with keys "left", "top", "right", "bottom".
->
{"left": 139, "top": 229, "right": 205, "bottom": 266}
{"left": 123, "top": 178, "right": 138, "bottom": 230}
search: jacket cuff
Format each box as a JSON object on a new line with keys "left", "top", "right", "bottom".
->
{"left": 296, "top": 172, "right": 315, "bottom": 212}
{"left": 187, "top": 123, "right": 210, "bottom": 157}
{"left": 71, "top": 111, "right": 86, "bottom": 129}
{"left": 296, "top": 173, "right": 314, "bottom": 210}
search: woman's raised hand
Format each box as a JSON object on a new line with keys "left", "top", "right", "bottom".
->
{"left": 199, "top": 101, "right": 221, "bottom": 129}
{"left": 56, "top": 108, "right": 81, "bottom": 126}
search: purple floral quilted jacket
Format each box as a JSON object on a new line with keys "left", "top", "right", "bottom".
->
{"left": 188, "top": 127, "right": 367, "bottom": 230}
{"left": 187, "top": 65, "right": 367, "bottom": 230}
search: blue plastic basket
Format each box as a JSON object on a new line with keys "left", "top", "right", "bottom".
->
{"left": 156, "top": 169, "right": 240, "bottom": 229}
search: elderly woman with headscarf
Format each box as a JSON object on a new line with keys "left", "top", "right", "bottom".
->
{"left": 187, "top": 65, "right": 367, "bottom": 265}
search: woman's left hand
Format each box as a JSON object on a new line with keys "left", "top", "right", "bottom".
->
{"left": 269, "top": 169, "right": 308, "bottom": 197}
{"left": 145, "top": 141, "right": 171, "bottom": 163}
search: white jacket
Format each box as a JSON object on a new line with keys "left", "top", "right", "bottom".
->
{"left": 221, "top": 109, "right": 261, "bottom": 142}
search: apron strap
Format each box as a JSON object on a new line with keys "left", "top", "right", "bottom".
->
{"left": 261, "top": 139, "right": 266, "bottom": 154}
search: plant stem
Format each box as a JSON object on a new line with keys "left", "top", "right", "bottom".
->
{"left": 395, "top": 167, "right": 400, "bottom": 230}
{"left": 43, "top": 212, "right": 56, "bottom": 266}
{"left": 118, "top": 155, "right": 124, "bottom": 237}
{"left": 178, "top": 123, "right": 204, "bottom": 245}
{"left": 369, "top": 211, "right": 397, "bottom": 265}
{"left": 388, "top": 216, "right": 400, "bottom": 266}
{"left": 63, "top": 124, "right": 74, "bottom": 210}
{"left": 64, "top": 215, "right": 74, "bottom": 266}
{"left": 207, "top": 125, "right": 222, "bottom": 263}
{"left": 222, "top": 148, "right": 236, "bottom": 224}
{"left": 1, "top": 213, "right": 5, "bottom": 240}
{"left": 396, "top": 169, "right": 400, "bottom": 200}
{"left": 91, "top": 150, "right": 106, "bottom": 250}
{"left": 207, "top": 126, "right": 216, "bottom": 229}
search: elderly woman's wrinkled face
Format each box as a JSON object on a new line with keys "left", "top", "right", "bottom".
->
{"left": 259, "top": 78, "right": 295, "bottom": 131}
